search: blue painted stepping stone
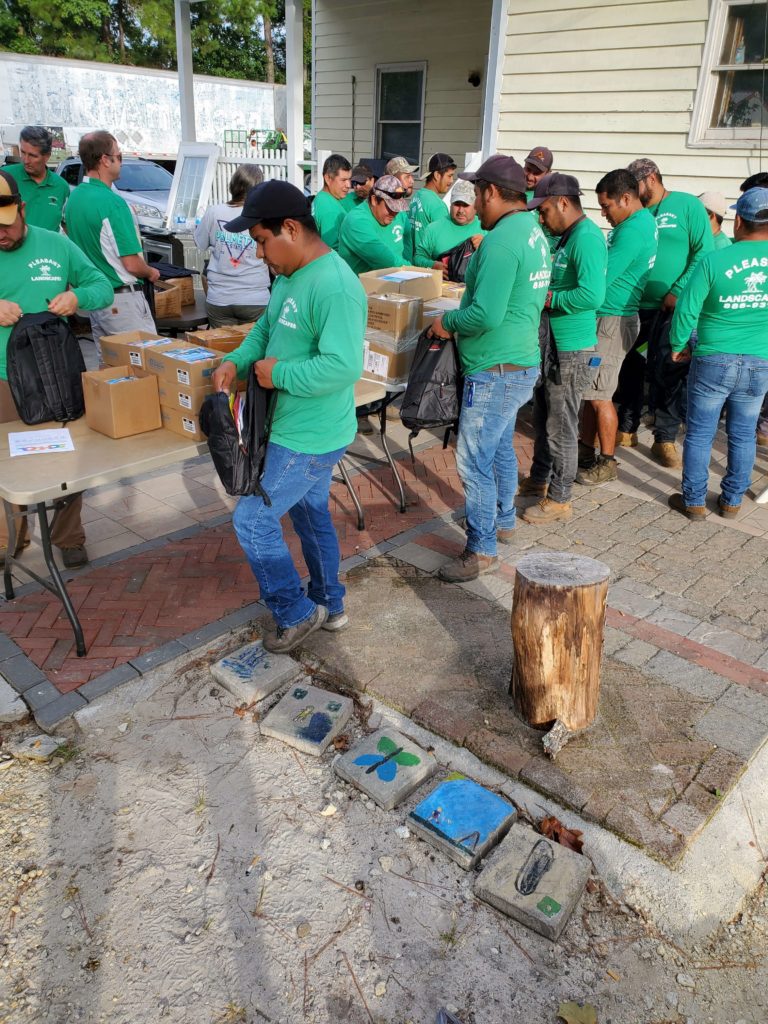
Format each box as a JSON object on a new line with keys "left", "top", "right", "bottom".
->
{"left": 334, "top": 728, "right": 438, "bottom": 810}
{"left": 260, "top": 683, "right": 353, "bottom": 757}
{"left": 211, "top": 642, "right": 299, "bottom": 703}
{"left": 408, "top": 776, "right": 517, "bottom": 869}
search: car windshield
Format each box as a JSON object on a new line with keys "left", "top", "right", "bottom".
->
{"left": 116, "top": 161, "right": 173, "bottom": 192}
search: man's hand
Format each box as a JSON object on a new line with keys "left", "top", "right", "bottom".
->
{"left": 47, "top": 291, "right": 79, "bottom": 317}
{"left": 670, "top": 347, "right": 691, "bottom": 363}
{"left": 428, "top": 316, "right": 453, "bottom": 340}
{"left": 211, "top": 360, "right": 238, "bottom": 394}
{"left": 470, "top": 234, "right": 483, "bottom": 250}
{"left": 432, "top": 260, "right": 449, "bottom": 280}
{"left": 661, "top": 292, "right": 677, "bottom": 312}
{"left": 0, "top": 300, "right": 22, "bottom": 327}
{"left": 255, "top": 357, "right": 278, "bottom": 389}
{"left": 146, "top": 266, "right": 161, "bottom": 284}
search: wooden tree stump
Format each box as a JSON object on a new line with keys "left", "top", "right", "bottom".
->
{"left": 510, "top": 552, "right": 610, "bottom": 732}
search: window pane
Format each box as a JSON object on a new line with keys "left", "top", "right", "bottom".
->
{"left": 719, "top": 2, "right": 767, "bottom": 64}
{"left": 379, "top": 71, "right": 423, "bottom": 121}
{"left": 712, "top": 68, "right": 768, "bottom": 126}
{"left": 379, "top": 123, "right": 421, "bottom": 165}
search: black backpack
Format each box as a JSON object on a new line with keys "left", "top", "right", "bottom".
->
{"left": 199, "top": 365, "right": 273, "bottom": 504}
{"left": 441, "top": 237, "right": 476, "bottom": 283}
{"left": 6, "top": 311, "right": 86, "bottom": 425}
{"left": 399, "top": 328, "right": 462, "bottom": 459}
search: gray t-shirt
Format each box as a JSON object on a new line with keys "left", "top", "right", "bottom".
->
{"left": 194, "top": 202, "right": 271, "bottom": 307}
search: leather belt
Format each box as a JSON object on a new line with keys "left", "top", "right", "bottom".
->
{"left": 481, "top": 363, "right": 529, "bottom": 373}
{"left": 114, "top": 283, "right": 139, "bottom": 294}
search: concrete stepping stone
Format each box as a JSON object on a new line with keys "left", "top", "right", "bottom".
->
{"left": 334, "top": 728, "right": 438, "bottom": 810}
{"left": 0, "top": 676, "right": 28, "bottom": 724}
{"left": 9, "top": 734, "right": 67, "bottom": 762}
{"left": 408, "top": 776, "right": 517, "bottom": 869}
{"left": 260, "top": 683, "right": 353, "bottom": 757}
{"left": 211, "top": 642, "right": 300, "bottom": 703}
{"left": 474, "top": 823, "right": 591, "bottom": 941}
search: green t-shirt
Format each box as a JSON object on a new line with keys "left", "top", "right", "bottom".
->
{"left": 338, "top": 201, "right": 406, "bottom": 275}
{"left": 713, "top": 231, "right": 732, "bottom": 251}
{"left": 600, "top": 207, "right": 658, "bottom": 316}
{"left": 641, "top": 191, "right": 713, "bottom": 309}
{"left": 669, "top": 241, "right": 768, "bottom": 357}
{"left": 442, "top": 210, "right": 551, "bottom": 373}
{"left": 341, "top": 192, "right": 363, "bottom": 212}
{"left": 0, "top": 225, "right": 113, "bottom": 379}
{"left": 413, "top": 216, "right": 484, "bottom": 268}
{"left": 224, "top": 251, "right": 366, "bottom": 454}
{"left": 3, "top": 163, "right": 70, "bottom": 232}
{"left": 549, "top": 217, "right": 607, "bottom": 351}
{"left": 65, "top": 178, "right": 143, "bottom": 290}
{"left": 311, "top": 190, "right": 347, "bottom": 250}
{"left": 408, "top": 187, "right": 449, "bottom": 238}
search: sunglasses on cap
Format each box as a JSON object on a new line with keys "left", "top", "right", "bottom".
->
{"left": 376, "top": 187, "right": 408, "bottom": 199}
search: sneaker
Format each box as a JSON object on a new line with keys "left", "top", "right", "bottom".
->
{"left": 615, "top": 431, "right": 638, "bottom": 448}
{"left": 575, "top": 456, "right": 618, "bottom": 487}
{"left": 717, "top": 496, "right": 741, "bottom": 519}
{"left": 263, "top": 605, "right": 328, "bottom": 653}
{"left": 650, "top": 441, "right": 682, "bottom": 469}
{"left": 517, "top": 476, "right": 549, "bottom": 497}
{"left": 322, "top": 611, "right": 349, "bottom": 631}
{"left": 521, "top": 498, "right": 573, "bottom": 524}
{"left": 438, "top": 549, "right": 498, "bottom": 583}
{"left": 577, "top": 441, "right": 597, "bottom": 469}
{"left": 61, "top": 545, "right": 89, "bottom": 569}
{"left": 667, "top": 493, "right": 708, "bottom": 520}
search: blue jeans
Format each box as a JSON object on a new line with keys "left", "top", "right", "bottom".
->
{"left": 233, "top": 441, "right": 347, "bottom": 628}
{"left": 683, "top": 354, "right": 768, "bottom": 507}
{"left": 456, "top": 367, "right": 539, "bottom": 557}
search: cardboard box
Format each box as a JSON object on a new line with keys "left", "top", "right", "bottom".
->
{"left": 366, "top": 293, "right": 422, "bottom": 344}
{"left": 160, "top": 404, "right": 206, "bottom": 441}
{"left": 101, "top": 331, "right": 175, "bottom": 371}
{"left": 422, "top": 297, "right": 461, "bottom": 330}
{"left": 165, "top": 276, "right": 195, "bottom": 306}
{"left": 185, "top": 326, "right": 248, "bottom": 354}
{"left": 362, "top": 336, "right": 418, "bottom": 386}
{"left": 83, "top": 366, "right": 162, "bottom": 439}
{"left": 359, "top": 266, "right": 442, "bottom": 301}
{"left": 153, "top": 341, "right": 223, "bottom": 388}
{"left": 442, "top": 282, "right": 466, "bottom": 300}
{"left": 157, "top": 380, "right": 212, "bottom": 416}
{"left": 153, "top": 280, "right": 182, "bottom": 319}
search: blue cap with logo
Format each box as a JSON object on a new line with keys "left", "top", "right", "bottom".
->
{"left": 730, "top": 187, "right": 768, "bottom": 223}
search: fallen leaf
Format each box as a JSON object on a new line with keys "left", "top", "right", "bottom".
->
{"left": 606, "top": 969, "right": 621, "bottom": 981}
{"left": 539, "top": 815, "right": 585, "bottom": 854}
{"left": 557, "top": 1000, "right": 597, "bottom": 1024}
{"left": 332, "top": 734, "right": 350, "bottom": 752}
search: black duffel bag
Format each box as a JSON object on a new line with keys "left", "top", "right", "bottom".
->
{"left": 6, "top": 311, "right": 86, "bottom": 425}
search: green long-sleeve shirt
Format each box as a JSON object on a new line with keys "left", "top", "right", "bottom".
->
{"left": 311, "top": 191, "right": 347, "bottom": 251}
{"left": 338, "top": 201, "right": 407, "bottom": 275}
{"left": 408, "top": 187, "right": 449, "bottom": 238}
{"left": 413, "top": 216, "right": 484, "bottom": 268}
{"left": 599, "top": 207, "right": 658, "bottom": 316}
{"left": 641, "top": 192, "right": 713, "bottom": 309}
{"left": 549, "top": 217, "right": 607, "bottom": 351}
{"left": 669, "top": 241, "right": 768, "bottom": 357}
{"left": 442, "top": 210, "right": 551, "bottom": 373}
{"left": 224, "top": 251, "right": 365, "bottom": 454}
{"left": 713, "top": 231, "right": 732, "bottom": 251}
{"left": 0, "top": 225, "right": 113, "bottom": 380}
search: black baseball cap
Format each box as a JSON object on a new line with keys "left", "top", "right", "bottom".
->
{"left": 527, "top": 172, "right": 583, "bottom": 209}
{"left": 419, "top": 152, "right": 457, "bottom": 179}
{"left": 350, "top": 163, "right": 375, "bottom": 185}
{"left": 224, "top": 180, "right": 311, "bottom": 232}
{"left": 459, "top": 154, "right": 527, "bottom": 193}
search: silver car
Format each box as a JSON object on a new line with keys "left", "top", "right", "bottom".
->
{"left": 57, "top": 156, "right": 173, "bottom": 232}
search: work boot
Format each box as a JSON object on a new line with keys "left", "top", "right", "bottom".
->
{"left": 650, "top": 441, "right": 682, "bottom": 469}
{"left": 615, "top": 431, "right": 638, "bottom": 447}
{"left": 757, "top": 433, "right": 768, "bottom": 448}
{"left": 667, "top": 493, "right": 708, "bottom": 520}
{"left": 263, "top": 605, "right": 328, "bottom": 653}
{"left": 517, "top": 476, "right": 549, "bottom": 497}
{"left": 717, "top": 496, "right": 741, "bottom": 519}
{"left": 577, "top": 441, "right": 597, "bottom": 469}
{"left": 575, "top": 455, "right": 618, "bottom": 487}
{"left": 497, "top": 527, "right": 516, "bottom": 544}
{"left": 521, "top": 498, "right": 573, "bottom": 524}
{"left": 61, "top": 545, "right": 89, "bottom": 569}
{"left": 438, "top": 549, "right": 498, "bottom": 583}
{"left": 356, "top": 416, "right": 374, "bottom": 435}
{"left": 322, "top": 610, "right": 349, "bottom": 632}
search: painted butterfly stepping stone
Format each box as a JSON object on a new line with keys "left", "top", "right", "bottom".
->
{"left": 474, "top": 823, "right": 591, "bottom": 941}
{"left": 408, "top": 777, "right": 517, "bottom": 870}
{"left": 334, "top": 728, "right": 438, "bottom": 811}
{"left": 260, "top": 683, "right": 353, "bottom": 757}
{"left": 211, "top": 642, "right": 300, "bottom": 704}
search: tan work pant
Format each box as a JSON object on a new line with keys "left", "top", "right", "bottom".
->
{"left": 0, "top": 380, "right": 85, "bottom": 552}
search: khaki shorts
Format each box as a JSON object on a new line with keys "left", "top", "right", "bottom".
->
{"left": 584, "top": 314, "right": 640, "bottom": 401}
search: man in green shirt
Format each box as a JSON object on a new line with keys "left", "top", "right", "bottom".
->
{"left": 409, "top": 153, "right": 455, "bottom": 239}
{"left": 341, "top": 164, "right": 375, "bottom": 212}
{"left": 211, "top": 180, "right": 366, "bottom": 652}
{"left": 413, "top": 178, "right": 484, "bottom": 277}
{"left": 427, "top": 155, "right": 550, "bottom": 582}
{"left": 667, "top": 187, "right": 768, "bottom": 520}
{"left": 618, "top": 158, "right": 712, "bottom": 468}
{"left": 0, "top": 170, "right": 113, "bottom": 569}
{"left": 2, "top": 127, "right": 70, "bottom": 232}
{"left": 699, "top": 192, "right": 732, "bottom": 251}
{"left": 520, "top": 173, "right": 606, "bottom": 524}
{"left": 523, "top": 146, "right": 553, "bottom": 202}
{"left": 65, "top": 131, "right": 159, "bottom": 358}
{"left": 337, "top": 175, "right": 411, "bottom": 275}
{"left": 311, "top": 154, "right": 352, "bottom": 250}
{"left": 577, "top": 168, "right": 658, "bottom": 486}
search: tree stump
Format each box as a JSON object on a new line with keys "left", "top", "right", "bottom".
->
{"left": 510, "top": 552, "right": 610, "bottom": 732}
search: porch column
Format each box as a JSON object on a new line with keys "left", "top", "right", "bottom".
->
{"left": 285, "top": 0, "right": 305, "bottom": 188}
{"left": 481, "top": 0, "right": 508, "bottom": 158}
{"left": 174, "top": 0, "right": 197, "bottom": 142}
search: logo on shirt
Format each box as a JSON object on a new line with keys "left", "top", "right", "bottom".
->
{"left": 657, "top": 212, "right": 678, "bottom": 230}
{"left": 28, "top": 257, "right": 63, "bottom": 283}
{"left": 278, "top": 296, "right": 299, "bottom": 329}
{"left": 720, "top": 257, "right": 768, "bottom": 308}
{"left": 392, "top": 224, "right": 404, "bottom": 244}
{"left": 745, "top": 271, "right": 767, "bottom": 293}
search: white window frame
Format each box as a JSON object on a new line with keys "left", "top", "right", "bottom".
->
{"left": 374, "top": 61, "right": 427, "bottom": 166}
{"left": 689, "top": 0, "right": 768, "bottom": 148}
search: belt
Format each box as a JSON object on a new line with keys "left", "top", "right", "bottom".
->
{"left": 114, "top": 283, "right": 140, "bottom": 294}
{"left": 481, "top": 363, "right": 529, "bottom": 373}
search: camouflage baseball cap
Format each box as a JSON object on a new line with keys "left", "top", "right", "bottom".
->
{"left": 627, "top": 158, "right": 660, "bottom": 182}
{"left": 385, "top": 156, "right": 419, "bottom": 176}
{"left": 371, "top": 175, "right": 411, "bottom": 213}
{"left": 450, "top": 179, "right": 476, "bottom": 205}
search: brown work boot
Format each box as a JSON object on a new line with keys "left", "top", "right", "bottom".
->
{"left": 667, "top": 493, "right": 708, "bottom": 520}
{"left": 577, "top": 440, "right": 597, "bottom": 469}
{"left": 521, "top": 498, "right": 573, "bottom": 524}
{"left": 438, "top": 549, "right": 498, "bottom": 582}
{"left": 717, "top": 496, "right": 741, "bottom": 519}
{"left": 575, "top": 456, "right": 618, "bottom": 486}
{"left": 615, "top": 431, "right": 638, "bottom": 447}
{"left": 757, "top": 433, "right": 768, "bottom": 448}
{"left": 517, "top": 476, "right": 549, "bottom": 497}
{"left": 61, "top": 545, "right": 89, "bottom": 569}
{"left": 497, "top": 527, "right": 516, "bottom": 544}
{"left": 651, "top": 441, "right": 682, "bottom": 469}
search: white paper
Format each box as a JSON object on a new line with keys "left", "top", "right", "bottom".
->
{"left": 9, "top": 428, "right": 75, "bottom": 457}
{"left": 380, "top": 271, "right": 431, "bottom": 282}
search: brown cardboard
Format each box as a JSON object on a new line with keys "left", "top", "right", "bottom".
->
{"left": 366, "top": 294, "right": 423, "bottom": 343}
{"left": 362, "top": 336, "right": 418, "bottom": 386}
{"left": 157, "top": 380, "right": 212, "bottom": 415}
{"left": 152, "top": 341, "right": 223, "bottom": 388}
{"left": 165, "top": 276, "right": 195, "bottom": 305}
{"left": 185, "top": 325, "right": 249, "bottom": 353}
{"left": 442, "top": 282, "right": 466, "bottom": 300}
{"left": 82, "top": 366, "right": 162, "bottom": 439}
{"left": 359, "top": 266, "right": 442, "bottom": 300}
{"left": 160, "top": 404, "right": 206, "bottom": 441}
{"left": 422, "top": 297, "right": 461, "bottom": 330}
{"left": 100, "top": 331, "right": 175, "bottom": 371}
{"left": 153, "top": 280, "right": 182, "bottom": 319}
